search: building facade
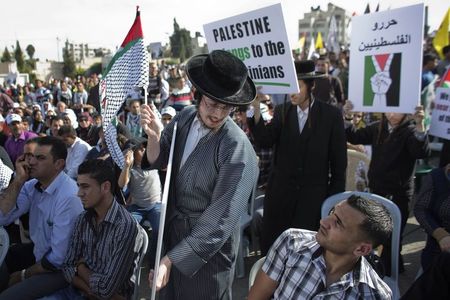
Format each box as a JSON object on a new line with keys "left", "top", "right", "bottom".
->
{"left": 298, "top": 3, "right": 351, "bottom": 51}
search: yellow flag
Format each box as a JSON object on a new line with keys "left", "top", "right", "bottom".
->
{"left": 433, "top": 8, "right": 450, "bottom": 59}
{"left": 298, "top": 35, "right": 306, "bottom": 51}
{"left": 315, "top": 32, "right": 324, "bottom": 49}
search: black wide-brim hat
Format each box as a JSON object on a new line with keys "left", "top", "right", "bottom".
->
{"left": 186, "top": 50, "right": 256, "bottom": 106}
{"left": 295, "top": 60, "right": 326, "bottom": 80}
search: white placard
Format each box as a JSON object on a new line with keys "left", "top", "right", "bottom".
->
{"left": 430, "top": 88, "right": 450, "bottom": 139}
{"left": 349, "top": 4, "right": 424, "bottom": 113}
{"left": 203, "top": 3, "right": 299, "bottom": 94}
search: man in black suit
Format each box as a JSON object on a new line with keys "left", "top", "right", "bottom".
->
{"left": 249, "top": 60, "right": 347, "bottom": 254}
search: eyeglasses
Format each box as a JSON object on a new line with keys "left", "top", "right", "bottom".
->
{"left": 202, "top": 98, "right": 235, "bottom": 113}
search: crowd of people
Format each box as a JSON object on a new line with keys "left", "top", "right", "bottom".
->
{"left": 0, "top": 43, "right": 447, "bottom": 299}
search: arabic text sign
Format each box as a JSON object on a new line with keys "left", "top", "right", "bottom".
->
{"left": 203, "top": 4, "right": 299, "bottom": 94}
{"left": 430, "top": 88, "right": 450, "bottom": 140}
{"left": 349, "top": 4, "right": 424, "bottom": 113}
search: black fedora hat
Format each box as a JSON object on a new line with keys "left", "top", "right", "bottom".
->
{"left": 186, "top": 50, "right": 256, "bottom": 106}
{"left": 295, "top": 60, "right": 326, "bottom": 80}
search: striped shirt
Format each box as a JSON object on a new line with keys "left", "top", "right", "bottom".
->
{"left": 263, "top": 229, "right": 392, "bottom": 300}
{"left": 62, "top": 199, "right": 140, "bottom": 299}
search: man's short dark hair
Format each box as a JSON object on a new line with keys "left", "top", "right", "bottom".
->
{"left": 423, "top": 54, "right": 436, "bottom": 66}
{"left": 77, "top": 159, "right": 116, "bottom": 193}
{"left": 347, "top": 195, "right": 393, "bottom": 248}
{"left": 50, "top": 115, "right": 64, "bottom": 125}
{"left": 25, "top": 137, "right": 38, "bottom": 146}
{"left": 35, "top": 136, "right": 67, "bottom": 161}
{"left": 58, "top": 125, "right": 77, "bottom": 137}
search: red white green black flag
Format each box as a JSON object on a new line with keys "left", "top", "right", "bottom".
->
{"left": 100, "top": 7, "right": 149, "bottom": 169}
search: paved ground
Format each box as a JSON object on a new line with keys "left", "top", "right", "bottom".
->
{"left": 136, "top": 215, "right": 427, "bottom": 299}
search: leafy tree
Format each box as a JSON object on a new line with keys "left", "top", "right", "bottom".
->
{"left": 62, "top": 47, "right": 76, "bottom": 78}
{"left": 26, "top": 44, "right": 35, "bottom": 59}
{"left": 14, "top": 41, "right": 25, "bottom": 72}
{"left": 1, "top": 47, "right": 12, "bottom": 62}
{"left": 87, "top": 62, "right": 102, "bottom": 76}
{"left": 169, "top": 18, "right": 193, "bottom": 62}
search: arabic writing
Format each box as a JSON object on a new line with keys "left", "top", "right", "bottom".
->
{"left": 359, "top": 34, "right": 411, "bottom": 51}
{"left": 372, "top": 19, "right": 398, "bottom": 31}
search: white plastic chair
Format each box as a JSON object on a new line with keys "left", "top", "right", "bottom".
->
{"left": 321, "top": 191, "right": 401, "bottom": 300}
{"left": 0, "top": 226, "right": 9, "bottom": 266}
{"left": 248, "top": 256, "right": 265, "bottom": 290}
{"left": 132, "top": 224, "right": 149, "bottom": 300}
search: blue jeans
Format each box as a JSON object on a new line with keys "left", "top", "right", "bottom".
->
{"left": 127, "top": 202, "right": 161, "bottom": 268}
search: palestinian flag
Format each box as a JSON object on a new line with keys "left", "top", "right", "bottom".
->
{"left": 100, "top": 7, "right": 149, "bottom": 169}
{"left": 363, "top": 53, "right": 401, "bottom": 107}
{"left": 440, "top": 68, "right": 450, "bottom": 88}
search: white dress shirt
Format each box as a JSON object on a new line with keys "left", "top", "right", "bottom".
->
{"left": 296, "top": 100, "right": 314, "bottom": 134}
{"left": 180, "top": 116, "right": 210, "bottom": 168}
{"left": 65, "top": 137, "right": 92, "bottom": 179}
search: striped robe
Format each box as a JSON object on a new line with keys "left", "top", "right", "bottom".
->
{"left": 148, "top": 106, "right": 259, "bottom": 300}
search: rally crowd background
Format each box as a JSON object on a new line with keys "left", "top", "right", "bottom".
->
{"left": 0, "top": 41, "right": 449, "bottom": 298}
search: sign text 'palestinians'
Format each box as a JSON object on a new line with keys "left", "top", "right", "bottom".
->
{"left": 430, "top": 88, "right": 450, "bottom": 139}
{"left": 348, "top": 4, "right": 424, "bottom": 114}
{"left": 204, "top": 4, "right": 299, "bottom": 94}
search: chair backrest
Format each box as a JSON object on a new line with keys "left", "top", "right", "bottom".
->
{"left": 0, "top": 227, "right": 9, "bottom": 266}
{"left": 346, "top": 149, "right": 370, "bottom": 191}
{"left": 321, "top": 191, "right": 401, "bottom": 299}
{"left": 248, "top": 256, "right": 266, "bottom": 290}
{"left": 132, "top": 224, "right": 149, "bottom": 300}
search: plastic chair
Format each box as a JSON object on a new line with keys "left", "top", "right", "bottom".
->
{"left": 0, "top": 226, "right": 9, "bottom": 266}
{"left": 346, "top": 149, "right": 370, "bottom": 191}
{"left": 248, "top": 256, "right": 265, "bottom": 290}
{"left": 132, "top": 224, "right": 149, "bottom": 300}
{"left": 321, "top": 191, "right": 401, "bottom": 300}
{"left": 235, "top": 186, "right": 261, "bottom": 278}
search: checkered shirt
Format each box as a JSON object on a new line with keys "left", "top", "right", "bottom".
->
{"left": 262, "top": 229, "right": 392, "bottom": 300}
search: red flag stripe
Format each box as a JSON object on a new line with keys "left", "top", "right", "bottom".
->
{"left": 120, "top": 8, "right": 144, "bottom": 47}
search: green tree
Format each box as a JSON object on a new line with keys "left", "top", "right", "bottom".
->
{"left": 14, "top": 41, "right": 25, "bottom": 72}
{"left": 169, "top": 18, "right": 193, "bottom": 62}
{"left": 26, "top": 44, "right": 35, "bottom": 59}
{"left": 63, "top": 47, "right": 76, "bottom": 78}
{"left": 87, "top": 62, "right": 102, "bottom": 76}
{"left": 1, "top": 47, "right": 12, "bottom": 62}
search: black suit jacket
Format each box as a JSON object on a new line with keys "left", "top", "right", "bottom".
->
{"left": 249, "top": 100, "right": 347, "bottom": 253}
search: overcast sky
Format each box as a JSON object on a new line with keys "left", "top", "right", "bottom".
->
{"left": 0, "top": 0, "right": 445, "bottom": 61}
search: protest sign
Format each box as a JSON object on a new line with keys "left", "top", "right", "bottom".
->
{"left": 203, "top": 3, "right": 299, "bottom": 94}
{"left": 430, "top": 88, "right": 450, "bottom": 140}
{"left": 349, "top": 4, "right": 424, "bottom": 113}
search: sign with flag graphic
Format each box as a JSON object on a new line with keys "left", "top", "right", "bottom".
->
{"left": 100, "top": 7, "right": 149, "bottom": 169}
{"left": 363, "top": 53, "right": 401, "bottom": 107}
{"left": 430, "top": 87, "right": 450, "bottom": 140}
{"left": 349, "top": 4, "right": 424, "bottom": 113}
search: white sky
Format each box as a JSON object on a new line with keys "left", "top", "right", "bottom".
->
{"left": 0, "top": 0, "right": 446, "bottom": 61}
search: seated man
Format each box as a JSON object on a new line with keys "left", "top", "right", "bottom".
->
{"left": 0, "top": 136, "right": 83, "bottom": 299}
{"left": 51, "top": 159, "right": 141, "bottom": 299}
{"left": 58, "top": 125, "right": 92, "bottom": 179}
{"left": 249, "top": 195, "right": 393, "bottom": 300}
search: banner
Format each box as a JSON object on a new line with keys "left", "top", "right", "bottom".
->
{"left": 349, "top": 4, "right": 424, "bottom": 113}
{"left": 430, "top": 88, "right": 450, "bottom": 140}
{"left": 203, "top": 3, "right": 299, "bottom": 94}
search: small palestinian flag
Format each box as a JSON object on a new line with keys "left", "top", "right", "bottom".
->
{"left": 100, "top": 7, "right": 149, "bottom": 169}
{"left": 440, "top": 68, "right": 450, "bottom": 88}
{"left": 363, "top": 53, "right": 401, "bottom": 107}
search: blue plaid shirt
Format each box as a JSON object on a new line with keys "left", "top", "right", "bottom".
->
{"left": 263, "top": 229, "right": 392, "bottom": 300}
